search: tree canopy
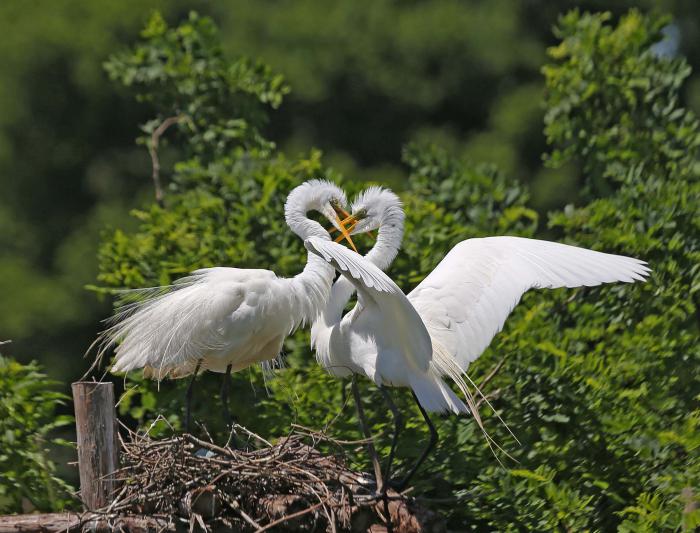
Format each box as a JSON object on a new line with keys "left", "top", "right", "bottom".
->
{"left": 2, "top": 0, "right": 700, "bottom": 380}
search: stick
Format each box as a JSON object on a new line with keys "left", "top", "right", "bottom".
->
{"left": 148, "top": 115, "right": 183, "bottom": 207}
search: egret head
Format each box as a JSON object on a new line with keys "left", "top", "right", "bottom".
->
{"left": 324, "top": 186, "right": 403, "bottom": 250}
{"left": 347, "top": 186, "right": 403, "bottom": 236}
{"left": 285, "top": 179, "right": 358, "bottom": 251}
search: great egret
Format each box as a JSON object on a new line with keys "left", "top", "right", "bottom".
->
{"left": 305, "top": 210, "right": 650, "bottom": 487}
{"left": 94, "top": 179, "right": 358, "bottom": 429}
{"left": 311, "top": 186, "right": 405, "bottom": 488}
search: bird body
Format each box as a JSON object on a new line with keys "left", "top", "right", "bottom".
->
{"left": 306, "top": 234, "right": 650, "bottom": 414}
{"left": 98, "top": 180, "right": 352, "bottom": 381}
{"left": 112, "top": 267, "right": 294, "bottom": 378}
{"left": 306, "top": 193, "right": 650, "bottom": 491}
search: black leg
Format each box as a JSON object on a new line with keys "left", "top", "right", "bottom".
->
{"left": 394, "top": 391, "right": 438, "bottom": 491}
{"left": 379, "top": 387, "right": 403, "bottom": 488}
{"left": 351, "top": 375, "right": 384, "bottom": 492}
{"left": 220, "top": 363, "right": 243, "bottom": 448}
{"left": 220, "top": 363, "right": 234, "bottom": 425}
{"left": 341, "top": 379, "right": 347, "bottom": 407}
{"left": 184, "top": 360, "right": 202, "bottom": 433}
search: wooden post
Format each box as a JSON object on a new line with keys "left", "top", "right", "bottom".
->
{"left": 71, "top": 382, "right": 119, "bottom": 510}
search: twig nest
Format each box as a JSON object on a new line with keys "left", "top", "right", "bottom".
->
{"left": 94, "top": 425, "right": 444, "bottom": 532}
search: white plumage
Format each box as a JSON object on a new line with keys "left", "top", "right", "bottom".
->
{"left": 311, "top": 186, "right": 405, "bottom": 377}
{"left": 95, "top": 180, "right": 352, "bottom": 381}
{"left": 109, "top": 268, "right": 301, "bottom": 378}
{"left": 306, "top": 191, "right": 649, "bottom": 491}
{"left": 408, "top": 236, "right": 650, "bottom": 373}
{"left": 306, "top": 232, "right": 650, "bottom": 415}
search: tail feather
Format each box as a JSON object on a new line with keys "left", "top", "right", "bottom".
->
{"left": 409, "top": 373, "right": 462, "bottom": 413}
{"left": 90, "top": 272, "right": 224, "bottom": 380}
{"left": 435, "top": 378, "right": 469, "bottom": 415}
{"left": 419, "top": 341, "right": 520, "bottom": 463}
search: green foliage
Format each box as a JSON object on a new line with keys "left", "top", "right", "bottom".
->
{"left": 536, "top": 11, "right": 700, "bottom": 530}
{"left": 0, "top": 353, "right": 74, "bottom": 513}
{"left": 98, "top": 152, "right": 322, "bottom": 290}
{"left": 0, "top": 0, "right": 203, "bottom": 383}
{"left": 212, "top": 0, "right": 547, "bottom": 181}
{"left": 544, "top": 10, "right": 700, "bottom": 194}
{"left": 95, "top": 11, "right": 537, "bottom": 446}
{"left": 94, "top": 9, "right": 700, "bottom": 531}
{"left": 105, "top": 11, "right": 289, "bottom": 159}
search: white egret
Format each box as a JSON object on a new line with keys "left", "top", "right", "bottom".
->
{"left": 305, "top": 208, "right": 650, "bottom": 487}
{"left": 311, "top": 186, "right": 405, "bottom": 487}
{"left": 93, "top": 179, "right": 358, "bottom": 429}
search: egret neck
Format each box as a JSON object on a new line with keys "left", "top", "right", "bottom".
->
{"left": 284, "top": 180, "right": 342, "bottom": 326}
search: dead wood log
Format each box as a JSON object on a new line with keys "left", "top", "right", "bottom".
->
{"left": 0, "top": 513, "right": 178, "bottom": 533}
{"left": 0, "top": 512, "right": 80, "bottom": 532}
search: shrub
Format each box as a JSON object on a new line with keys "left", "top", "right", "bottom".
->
{"left": 0, "top": 353, "right": 74, "bottom": 513}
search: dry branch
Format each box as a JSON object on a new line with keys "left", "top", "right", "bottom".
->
{"left": 0, "top": 425, "right": 444, "bottom": 532}
{"left": 148, "top": 115, "right": 184, "bottom": 207}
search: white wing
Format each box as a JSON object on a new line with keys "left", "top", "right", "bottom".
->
{"left": 408, "top": 236, "right": 650, "bottom": 370}
{"left": 97, "top": 267, "right": 297, "bottom": 379}
{"left": 304, "top": 237, "right": 432, "bottom": 373}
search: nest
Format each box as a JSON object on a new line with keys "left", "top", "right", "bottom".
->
{"left": 91, "top": 423, "right": 444, "bottom": 532}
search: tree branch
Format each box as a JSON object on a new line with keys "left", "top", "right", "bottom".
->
{"left": 147, "top": 115, "right": 183, "bottom": 208}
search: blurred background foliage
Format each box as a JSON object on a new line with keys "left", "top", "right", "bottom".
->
{"left": 0, "top": 1, "right": 698, "bottom": 530}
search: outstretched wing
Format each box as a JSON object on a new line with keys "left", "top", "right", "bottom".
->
{"left": 304, "top": 237, "right": 432, "bottom": 373}
{"left": 408, "top": 236, "right": 650, "bottom": 370}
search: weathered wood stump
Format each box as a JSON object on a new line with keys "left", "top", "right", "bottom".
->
{"left": 71, "top": 382, "right": 119, "bottom": 511}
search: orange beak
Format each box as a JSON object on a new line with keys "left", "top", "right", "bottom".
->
{"left": 335, "top": 220, "right": 358, "bottom": 243}
{"left": 329, "top": 207, "right": 359, "bottom": 253}
{"left": 327, "top": 218, "right": 376, "bottom": 241}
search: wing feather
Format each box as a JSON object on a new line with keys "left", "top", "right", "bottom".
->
{"left": 408, "top": 236, "right": 650, "bottom": 370}
{"left": 304, "top": 237, "right": 433, "bottom": 373}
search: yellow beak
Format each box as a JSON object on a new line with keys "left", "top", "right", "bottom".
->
{"left": 335, "top": 220, "right": 358, "bottom": 243}
{"left": 330, "top": 207, "right": 359, "bottom": 253}
{"left": 327, "top": 215, "right": 376, "bottom": 242}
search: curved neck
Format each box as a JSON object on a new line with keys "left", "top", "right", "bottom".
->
{"left": 284, "top": 190, "right": 330, "bottom": 241}
{"left": 365, "top": 203, "right": 404, "bottom": 271}
{"left": 290, "top": 252, "right": 335, "bottom": 326}
{"left": 284, "top": 185, "right": 336, "bottom": 325}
